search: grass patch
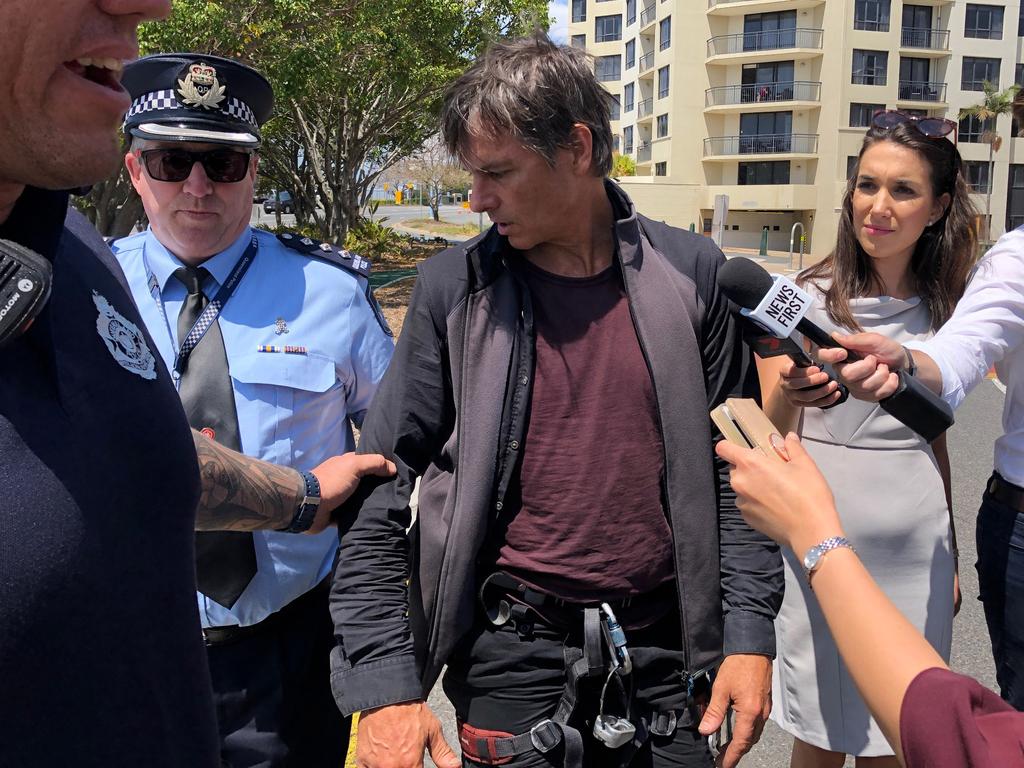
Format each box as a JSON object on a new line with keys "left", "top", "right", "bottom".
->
{"left": 404, "top": 218, "right": 481, "bottom": 237}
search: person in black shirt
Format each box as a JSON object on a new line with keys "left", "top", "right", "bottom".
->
{"left": 0, "top": 2, "right": 393, "bottom": 766}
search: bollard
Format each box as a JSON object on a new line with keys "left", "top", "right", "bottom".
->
{"left": 759, "top": 227, "right": 769, "bottom": 257}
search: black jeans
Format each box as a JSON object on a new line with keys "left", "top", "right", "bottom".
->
{"left": 205, "top": 580, "right": 350, "bottom": 767}
{"left": 976, "top": 488, "right": 1024, "bottom": 709}
{"left": 442, "top": 609, "right": 714, "bottom": 768}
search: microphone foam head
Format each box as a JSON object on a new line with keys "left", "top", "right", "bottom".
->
{"left": 717, "top": 257, "right": 775, "bottom": 310}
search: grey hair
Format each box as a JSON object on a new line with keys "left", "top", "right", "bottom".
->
{"left": 440, "top": 31, "right": 614, "bottom": 176}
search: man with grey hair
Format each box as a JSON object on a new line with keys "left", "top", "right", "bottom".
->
{"left": 331, "top": 33, "right": 782, "bottom": 768}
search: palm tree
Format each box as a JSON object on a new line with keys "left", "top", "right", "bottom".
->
{"left": 959, "top": 81, "right": 1021, "bottom": 241}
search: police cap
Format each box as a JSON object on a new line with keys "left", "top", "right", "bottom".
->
{"left": 122, "top": 53, "right": 273, "bottom": 148}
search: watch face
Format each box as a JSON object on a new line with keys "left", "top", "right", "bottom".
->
{"left": 803, "top": 547, "right": 821, "bottom": 572}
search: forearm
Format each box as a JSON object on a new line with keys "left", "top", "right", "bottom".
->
{"left": 192, "top": 428, "right": 303, "bottom": 531}
{"left": 801, "top": 545, "right": 947, "bottom": 761}
{"left": 906, "top": 348, "right": 943, "bottom": 397}
{"left": 756, "top": 355, "right": 801, "bottom": 434}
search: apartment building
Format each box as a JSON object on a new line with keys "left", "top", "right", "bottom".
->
{"left": 570, "top": 0, "right": 1024, "bottom": 259}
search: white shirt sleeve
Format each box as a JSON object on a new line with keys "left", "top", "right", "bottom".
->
{"left": 905, "top": 229, "right": 1024, "bottom": 410}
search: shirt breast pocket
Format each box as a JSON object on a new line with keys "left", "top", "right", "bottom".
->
{"left": 229, "top": 351, "right": 345, "bottom": 463}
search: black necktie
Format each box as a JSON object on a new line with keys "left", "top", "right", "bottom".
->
{"left": 173, "top": 266, "right": 257, "bottom": 610}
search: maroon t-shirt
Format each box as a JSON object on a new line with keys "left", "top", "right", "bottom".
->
{"left": 900, "top": 667, "right": 1024, "bottom": 767}
{"left": 493, "top": 258, "right": 674, "bottom": 602}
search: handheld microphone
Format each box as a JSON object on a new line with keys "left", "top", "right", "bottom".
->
{"left": 717, "top": 257, "right": 953, "bottom": 442}
{"left": 0, "top": 239, "right": 52, "bottom": 349}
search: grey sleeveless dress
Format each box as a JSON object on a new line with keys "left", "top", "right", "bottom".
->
{"left": 769, "top": 287, "right": 955, "bottom": 756}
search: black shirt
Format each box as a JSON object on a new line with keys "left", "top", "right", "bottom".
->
{"left": 0, "top": 188, "right": 219, "bottom": 767}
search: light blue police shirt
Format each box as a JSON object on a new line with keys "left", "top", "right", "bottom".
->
{"left": 113, "top": 227, "right": 394, "bottom": 628}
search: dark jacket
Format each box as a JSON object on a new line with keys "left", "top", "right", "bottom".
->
{"left": 329, "top": 183, "right": 783, "bottom": 715}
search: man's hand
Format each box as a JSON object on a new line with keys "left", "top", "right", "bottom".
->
{"left": 698, "top": 654, "right": 772, "bottom": 768}
{"left": 356, "top": 701, "right": 460, "bottom": 768}
{"left": 776, "top": 357, "right": 842, "bottom": 410}
{"left": 307, "top": 453, "right": 397, "bottom": 534}
{"left": 815, "top": 332, "right": 904, "bottom": 402}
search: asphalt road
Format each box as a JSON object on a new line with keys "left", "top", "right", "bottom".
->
{"left": 422, "top": 379, "right": 1007, "bottom": 768}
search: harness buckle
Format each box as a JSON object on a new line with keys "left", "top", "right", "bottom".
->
{"left": 529, "top": 719, "right": 562, "bottom": 753}
{"left": 648, "top": 711, "right": 677, "bottom": 738}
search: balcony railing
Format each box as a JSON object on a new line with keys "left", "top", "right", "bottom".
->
{"left": 853, "top": 19, "right": 889, "bottom": 32}
{"left": 639, "top": 3, "right": 656, "bottom": 26}
{"left": 637, "top": 142, "right": 652, "bottom": 163}
{"left": 897, "top": 80, "right": 947, "bottom": 102}
{"left": 900, "top": 27, "right": 950, "bottom": 49}
{"left": 638, "top": 51, "right": 655, "bottom": 72}
{"left": 707, "top": 28, "right": 823, "bottom": 56}
{"left": 705, "top": 80, "right": 821, "bottom": 107}
{"left": 637, "top": 97, "right": 654, "bottom": 117}
{"left": 703, "top": 133, "right": 819, "bottom": 156}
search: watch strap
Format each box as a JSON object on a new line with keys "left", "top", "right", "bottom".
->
{"left": 282, "top": 470, "right": 322, "bottom": 533}
{"left": 803, "top": 536, "right": 855, "bottom": 586}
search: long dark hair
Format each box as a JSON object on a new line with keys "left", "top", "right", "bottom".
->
{"left": 801, "top": 121, "right": 978, "bottom": 331}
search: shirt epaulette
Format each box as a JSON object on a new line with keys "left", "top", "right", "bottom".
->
{"left": 276, "top": 232, "right": 372, "bottom": 279}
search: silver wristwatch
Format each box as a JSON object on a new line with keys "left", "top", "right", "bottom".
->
{"left": 802, "top": 536, "right": 855, "bottom": 585}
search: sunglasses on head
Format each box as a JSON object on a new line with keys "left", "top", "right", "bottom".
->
{"left": 139, "top": 148, "right": 253, "bottom": 183}
{"left": 871, "top": 109, "right": 958, "bottom": 144}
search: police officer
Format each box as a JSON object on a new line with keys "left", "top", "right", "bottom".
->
{"left": 111, "top": 53, "right": 395, "bottom": 767}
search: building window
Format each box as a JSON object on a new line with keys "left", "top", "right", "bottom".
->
{"left": 740, "top": 61, "right": 796, "bottom": 102}
{"left": 595, "top": 15, "right": 622, "bottom": 42}
{"left": 739, "top": 111, "right": 793, "bottom": 152}
{"left": 850, "top": 103, "right": 884, "bottom": 127}
{"left": 625, "top": 38, "right": 635, "bottom": 68}
{"left": 1019, "top": 4, "right": 1024, "bottom": 35}
{"left": 623, "top": 125, "right": 634, "bottom": 154}
{"left": 965, "top": 160, "right": 992, "bottom": 193}
{"left": 854, "top": 0, "right": 891, "bottom": 31}
{"left": 738, "top": 161, "right": 791, "bottom": 185}
{"left": 655, "top": 162, "right": 667, "bottom": 176}
{"left": 960, "top": 114, "right": 996, "bottom": 143}
{"left": 847, "top": 155, "right": 859, "bottom": 180}
{"left": 608, "top": 94, "right": 621, "bottom": 121}
{"left": 657, "top": 65, "right": 670, "bottom": 98}
{"left": 595, "top": 55, "right": 622, "bottom": 82}
{"left": 743, "top": 11, "right": 797, "bottom": 51}
{"left": 659, "top": 17, "right": 671, "bottom": 50}
{"left": 965, "top": 4, "right": 1004, "bottom": 39}
{"left": 962, "top": 57, "right": 1000, "bottom": 91}
{"left": 571, "top": 34, "right": 586, "bottom": 49}
{"left": 656, "top": 113, "right": 669, "bottom": 137}
{"left": 852, "top": 50, "right": 888, "bottom": 85}
{"left": 624, "top": 82, "right": 635, "bottom": 111}
{"left": 626, "top": 0, "right": 636, "bottom": 25}
{"left": 572, "top": 0, "right": 586, "bottom": 23}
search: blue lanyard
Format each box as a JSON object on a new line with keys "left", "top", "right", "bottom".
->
{"left": 143, "top": 235, "right": 258, "bottom": 378}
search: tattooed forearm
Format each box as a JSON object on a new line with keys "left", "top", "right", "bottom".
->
{"left": 192, "top": 429, "right": 304, "bottom": 531}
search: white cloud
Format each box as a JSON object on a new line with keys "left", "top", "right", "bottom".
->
{"left": 549, "top": 0, "right": 569, "bottom": 43}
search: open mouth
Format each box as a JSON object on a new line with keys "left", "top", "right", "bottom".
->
{"left": 63, "top": 57, "right": 125, "bottom": 91}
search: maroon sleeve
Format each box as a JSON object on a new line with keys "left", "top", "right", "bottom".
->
{"left": 900, "top": 667, "right": 1024, "bottom": 767}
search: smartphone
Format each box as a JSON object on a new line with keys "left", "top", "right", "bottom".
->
{"left": 710, "top": 398, "right": 789, "bottom": 461}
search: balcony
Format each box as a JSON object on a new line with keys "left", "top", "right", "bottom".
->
{"left": 637, "top": 142, "right": 652, "bottom": 164}
{"left": 899, "top": 27, "right": 950, "bottom": 52}
{"left": 705, "top": 80, "right": 821, "bottom": 109}
{"left": 897, "top": 80, "right": 947, "bottom": 103}
{"left": 637, "top": 97, "right": 654, "bottom": 118}
{"left": 707, "top": 28, "right": 823, "bottom": 59}
{"left": 638, "top": 51, "right": 655, "bottom": 73}
{"left": 703, "top": 133, "right": 819, "bottom": 158}
{"left": 639, "top": 3, "right": 656, "bottom": 28}
{"left": 853, "top": 19, "right": 889, "bottom": 32}
{"left": 707, "top": 0, "right": 824, "bottom": 15}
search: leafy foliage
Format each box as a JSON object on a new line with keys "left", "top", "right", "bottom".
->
{"left": 610, "top": 152, "right": 636, "bottom": 179}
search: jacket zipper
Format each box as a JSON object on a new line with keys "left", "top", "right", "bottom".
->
{"left": 619, "top": 247, "right": 693, "bottom": 673}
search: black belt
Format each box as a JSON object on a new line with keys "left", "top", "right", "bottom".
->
{"left": 202, "top": 578, "right": 328, "bottom": 646}
{"left": 987, "top": 472, "right": 1024, "bottom": 512}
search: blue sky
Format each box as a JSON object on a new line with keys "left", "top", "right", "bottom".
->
{"left": 549, "top": 0, "right": 568, "bottom": 42}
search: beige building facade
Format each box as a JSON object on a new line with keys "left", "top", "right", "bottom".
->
{"left": 571, "top": 0, "right": 1024, "bottom": 260}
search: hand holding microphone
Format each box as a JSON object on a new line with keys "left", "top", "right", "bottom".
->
{"left": 717, "top": 257, "right": 953, "bottom": 442}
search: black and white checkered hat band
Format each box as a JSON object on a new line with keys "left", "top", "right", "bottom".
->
{"left": 125, "top": 89, "right": 257, "bottom": 128}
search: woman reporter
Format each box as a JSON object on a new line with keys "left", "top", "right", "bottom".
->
{"left": 756, "top": 111, "right": 978, "bottom": 767}
{"left": 715, "top": 434, "right": 1024, "bottom": 768}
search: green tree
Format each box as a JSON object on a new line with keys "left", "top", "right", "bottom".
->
{"left": 79, "top": 0, "right": 547, "bottom": 240}
{"left": 610, "top": 152, "right": 636, "bottom": 179}
{"left": 959, "top": 81, "right": 1021, "bottom": 240}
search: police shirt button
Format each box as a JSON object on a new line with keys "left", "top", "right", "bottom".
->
{"left": 509, "top": 440, "right": 520, "bottom": 450}
{"left": 496, "top": 501, "right": 504, "bottom": 511}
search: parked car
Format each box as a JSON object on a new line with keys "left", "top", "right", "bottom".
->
{"left": 263, "top": 191, "right": 294, "bottom": 214}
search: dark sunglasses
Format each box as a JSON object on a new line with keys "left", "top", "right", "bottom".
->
{"left": 139, "top": 148, "right": 253, "bottom": 183}
{"left": 871, "top": 109, "right": 958, "bottom": 144}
